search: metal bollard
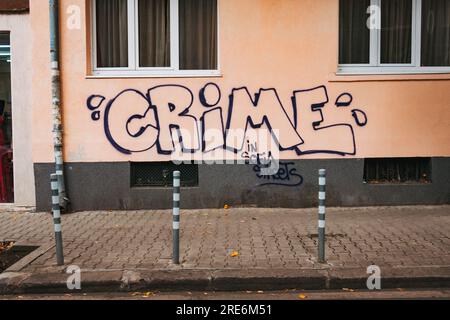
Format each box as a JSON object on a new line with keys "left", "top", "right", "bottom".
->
{"left": 51, "top": 173, "right": 64, "bottom": 266}
{"left": 318, "top": 169, "right": 326, "bottom": 263}
{"left": 173, "top": 171, "right": 181, "bottom": 265}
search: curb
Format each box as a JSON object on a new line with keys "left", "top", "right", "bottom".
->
{"left": 1, "top": 266, "right": 450, "bottom": 294}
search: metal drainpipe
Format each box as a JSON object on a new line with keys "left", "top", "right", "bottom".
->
{"left": 49, "top": 0, "right": 69, "bottom": 210}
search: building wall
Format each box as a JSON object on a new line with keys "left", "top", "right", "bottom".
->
{"left": 30, "top": 0, "right": 450, "bottom": 210}
{"left": 0, "top": 13, "right": 35, "bottom": 206}
{"left": 34, "top": 158, "right": 449, "bottom": 211}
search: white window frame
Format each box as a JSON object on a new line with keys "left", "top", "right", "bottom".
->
{"left": 91, "top": 0, "right": 220, "bottom": 77}
{"left": 338, "top": 0, "right": 450, "bottom": 75}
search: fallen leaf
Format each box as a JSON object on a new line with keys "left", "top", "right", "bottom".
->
{"left": 230, "top": 251, "right": 239, "bottom": 257}
{"left": 342, "top": 288, "right": 355, "bottom": 292}
{"left": 142, "top": 292, "right": 154, "bottom": 298}
{"left": 298, "top": 294, "right": 307, "bottom": 299}
{"left": 0, "top": 241, "right": 15, "bottom": 252}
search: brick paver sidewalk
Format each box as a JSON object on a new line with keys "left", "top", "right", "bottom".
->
{"left": 1, "top": 206, "right": 449, "bottom": 273}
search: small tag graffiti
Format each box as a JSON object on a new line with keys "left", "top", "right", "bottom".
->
{"left": 254, "top": 161, "right": 303, "bottom": 187}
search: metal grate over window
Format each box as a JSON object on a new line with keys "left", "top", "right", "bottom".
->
{"left": 364, "top": 158, "right": 431, "bottom": 184}
{"left": 130, "top": 162, "right": 199, "bottom": 188}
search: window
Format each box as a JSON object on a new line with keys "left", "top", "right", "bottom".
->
{"left": 363, "top": 158, "right": 431, "bottom": 184}
{"left": 339, "top": 0, "right": 450, "bottom": 74}
{"left": 131, "top": 162, "right": 199, "bottom": 187}
{"left": 92, "top": 0, "right": 218, "bottom": 76}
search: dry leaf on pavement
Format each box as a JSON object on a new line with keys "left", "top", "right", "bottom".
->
{"left": 230, "top": 251, "right": 239, "bottom": 257}
{"left": 142, "top": 292, "right": 154, "bottom": 298}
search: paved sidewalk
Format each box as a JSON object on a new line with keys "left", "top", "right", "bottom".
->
{"left": 0, "top": 206, "right": 449, "bottom": 293}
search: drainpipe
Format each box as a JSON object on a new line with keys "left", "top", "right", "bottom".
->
{"left": 49, "top": 0, "right": 69, "bottom": 210}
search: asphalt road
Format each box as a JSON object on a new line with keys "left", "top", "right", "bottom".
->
{"left": 1, "top": 289, "right": 449, "bottom": 300}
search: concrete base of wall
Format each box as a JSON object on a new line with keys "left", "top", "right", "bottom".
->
{"left": 34, "top": 158, "right": 450, "bottom": 212}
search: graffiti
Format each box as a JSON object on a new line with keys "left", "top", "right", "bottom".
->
{"left": 241, "top": 140, "right": 274, "bottom": 165}
{"left": 240, "top": 139, "right": 279, "bottom": 175}
{"left": 87, "top": 95, "right": 104, "bottom": 122}
{"left": 86, "top": 83, "right": 368, "bottom": 160}
{"left": 199, "top": 82, "right": 221, "bottom": 107}
{"left": 351, "top": 109, "right": 368, "bottom": 127}
{"left": 254, "top": 161, "right": 303, "bottom": 187}
{"left": 335, "top": 92, "right": 353, "bottom": 107}
{"left": 225, "top": 87, "right": 303, "bottom": 154}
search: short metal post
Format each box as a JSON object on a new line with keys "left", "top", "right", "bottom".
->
{"left": 51, "top": 173, "right": 64, "bottom": 266}
{"left": 173, "top": 171, "right": 181, "bottom": 265}
{"left": 318, "top": 169, "right": 326, "bottom": 263}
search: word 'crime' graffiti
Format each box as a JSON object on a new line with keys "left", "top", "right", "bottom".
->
{"left": 86, "top": 83, "right": 368, "bottom": 157}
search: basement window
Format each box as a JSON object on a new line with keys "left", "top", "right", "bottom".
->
{"left": 131, "top": 162, "right": 199, "bottom": 187}
{"left": 364, "top": 158, "right": 431, "bottom": 184}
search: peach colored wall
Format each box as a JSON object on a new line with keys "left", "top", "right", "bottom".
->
{"left": 31, "top": 0, "right": 450, "bottom": 164}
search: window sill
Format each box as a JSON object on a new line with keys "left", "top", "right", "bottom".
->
{"left": 329, "top": 72, "right": 450, "bottom": 82}
{"left": 331, "top": 66, "right": 450, "bottom": 82}
{"left": 131, "top": 186, "right": 200, "bottom": 190}
{"left": 363, "top": 181, "right": 432, "bottom": 186}
{"left": 87, "top": 70, "right": 223, "bottom": 79}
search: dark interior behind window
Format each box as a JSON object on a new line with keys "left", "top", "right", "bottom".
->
{"left": 339, "top": 0, "right": 371, "bottom": 64}
{"left": 421, "top": 0, "right": 450, "bottom": 66}
{"left": 96, "top": 0, "right": 129, "bottom": 68}
{"left": 380, "top": 0, "right": 412, "bottom": 64}
{"left": 131, "top": 162, "right": 199, "bottom": 188}
{"left": 364, "top": 158, "right": 431, "bottom": 184}
{"left": 179, "top": 0, "right": 218, "bottom": 70}
{"left": 138, "top": 0, "right": 171, "bottom": 68}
